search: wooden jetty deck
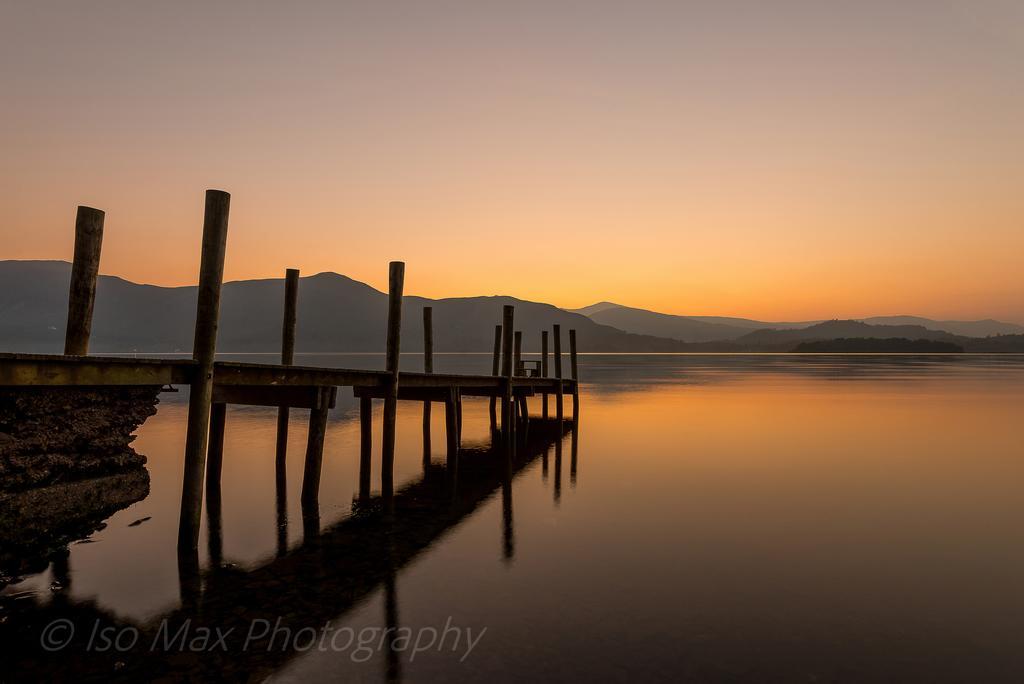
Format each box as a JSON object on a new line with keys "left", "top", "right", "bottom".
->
{"left": 0, "top": 189, "right": 581, "bottom": 560}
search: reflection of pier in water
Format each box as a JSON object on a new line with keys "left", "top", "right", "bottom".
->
{"left": 4, "top": 417, "right": 578, "bottom": 681}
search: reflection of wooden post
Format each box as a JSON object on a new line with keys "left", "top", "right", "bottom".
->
{"left": 301, "top": 386, "right": 332, "bottom": 508}
{"left": 569, "top": 328, "right": 579, "bottom": 422}
{"left": 381, "top": 262, "right": 405, "bottom": 503}
{"left": 553, "top": 436, "right": 563, "bottom": 505}
{"left": 541, "top": 330, "right": 549, "bottom": 419}
{"left": 205, "top": 401, "right": 227, "bottom": 508}
{"left": 275, "top": 461, "right": 288, "bottom": 557}
{"left": 570, "top": 427, "right": 578, "bottom": 487}
{"left": 178, "top": 190, "right": 230, "bottom": 553}
{"left": 501, "top": 306, "right": 515, "bottom": 437}
{"left": 422, "top": 306, "right": 433, "bottom": 468}
{"left": 359, "top": 396, "right": 372, "bottom": 500}
{"left": 553, "top": 324, "right": 563, "bottom": 422}
{"left": 64, "top": 206, "right": 105, "bottom": 355}
{"left": 501, "top": 468, "right": 514, "bottom": 562}
{"left": 445, "top": 387, "right": 459, "bottom": 461}
{"left": 276, "top": 269, "right": 300, "bottom": 472}
{"left": 489, "top": 324, "right": 501, "bottom": 425}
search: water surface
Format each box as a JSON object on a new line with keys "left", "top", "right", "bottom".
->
{"left": 3, "top": 354, "right": 1024, "bottom": 682}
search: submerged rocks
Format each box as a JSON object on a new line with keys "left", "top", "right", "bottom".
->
{"left": 0, "top": 387, "right": 159, "bottom": 491}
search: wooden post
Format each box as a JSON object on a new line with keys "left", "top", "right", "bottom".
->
{"left": 570, "top": 328, "right": 579, "bottom": 422}
{"left": 381, "top": 261, "right": 405, "bottom": 502}
{"left": 359, "top": 395, "right": 372, "bottom": 501}
{"left": 489, "top": 323, "right": 501, "bottom": 425}
{"left": 541, "top": 330, "right": 549, "bottom": 419}
{"left": 423, "top": 306, "right": 433, "bottom": 374}
{"left": 501, "top": 308, "right": 515, "bottom": 378}
{"left": 514, "top": 331, "right": 529, "bottom": 422}
{"left": 64, "top": 206, "right": 105, "bottom": 355}
{"left": 301, "top": 386, "right": 332, "bottom": 508}
{"left": 513, "top": 331, "right": 522, "bottom": 376}
{"left": 501, "top": 306, "right": 515, "bottom": 437}
{"left": 553, "top": 324, "right": 563, "bottom": 422}
{"left": 178, "top": 189, "right": 230, "bottom": 553}
{"left": 422, "top": 306, "right": 433, "bottom": 468}
{"left": 276, "top": 269, "right": 300, "bottom": 470}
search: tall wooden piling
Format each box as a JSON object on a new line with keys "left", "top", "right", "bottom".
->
{"left": 541, "top": 330, "right": 549, "bottom": 419}
{"left": 301, "top": 386, "right": 332, "bottom": 508}
{"left": 500, "top": 306, "right": 515, "bottom": 435}
{"left": 64, "top": 206, "right": 105, "bottom": 355}
{"left": 489, "top": 323, "right": 501, "bottom": 425}
{"left": 422, "top": 306, "right": 433, "bottom": 468}
{"left": 553, "top": 324, "right": 563, "bottom": 422}
{"left": 569, "top": 328, "right": 579, "bottom": 422}
{"left": 513, "top": 331, "right": 528, "bottom": 422}
{"left": 178, "top": 189, "right": 230, "bottom": 553}
{"left": 276, "top": 269, "right": 300, "bottom": 468}
{"left": 513, "top": 331, "right": 522, "bottom": 376}
{"left": 381, "top": 261, "right": 405, "bottom": 502}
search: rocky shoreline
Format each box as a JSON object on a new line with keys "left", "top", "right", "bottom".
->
{"left": 0, "top": 387, "right": 160, "bottom": 492}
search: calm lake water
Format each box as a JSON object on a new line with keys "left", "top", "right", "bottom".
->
{"left": 4, "top": 354, "right": 1024, "bottom": 682}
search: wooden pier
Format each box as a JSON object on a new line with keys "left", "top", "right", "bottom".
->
{"left": 0, "top": 189, "right": 580, "bottom": 557}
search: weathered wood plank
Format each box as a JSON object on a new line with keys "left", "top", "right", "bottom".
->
{"left": 213, "top": 384, "right": 337, "bottom": 409}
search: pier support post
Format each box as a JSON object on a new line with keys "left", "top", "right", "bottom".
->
{"left": 553, "top": 324, "right": 563, "bottom": 423}
{"left": 276, "top": 269, "right": 300, "bottom": 471}
{"left": 501, "top": 306, "right": 515, "bottom": 439}
{"left": 513, "top": 331, "right": 528, "bottom": 423}
{"left": 301, "top": 386, "right": 333, "bottom": 508}
{"left": 64, "top": 206, "right": 105, "bottom": 355}
{"left": 513, "top": 331, "right": 522, "bottom": 376}
{"left": 422, "top": 306, "right": 433, "bottom": 468}
{"left": 381, "top": 261, "right": 405, "bottom": 504}
{"left": 178, "top": 189, "right": 230, "bottom": 553}
{"left": 489, "top": 323, "right": 501, "bottom": 428}
{"left": 359, "top": 395, "right": 373, "bottom": 501}
{"left": 541, "top": 330, "right": 549, "bottom": 419}
{"left": 570, "top": 328, "right": 579, "bottom": 423}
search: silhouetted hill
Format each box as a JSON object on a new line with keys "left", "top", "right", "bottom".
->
{"left": 735, "top": 320, "right": 963, "bottom": 349}
{"left": 792, "top": 338, "right": 964, "bottom": 353}
{"left": 860, "top": 316, "right": 1024, "bottom": 338}
{"left": 0, "top": 261, "right": 691, "bottom": 354}
{"left": 572, "top": 302, "right": 1023, "bottom": 342}
{"left": 572, "top": 304, "right": 813, "bottom": 342}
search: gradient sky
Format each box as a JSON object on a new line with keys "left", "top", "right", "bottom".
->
{"left": 2, "top": 0, "right": 1022, "bottom": 322}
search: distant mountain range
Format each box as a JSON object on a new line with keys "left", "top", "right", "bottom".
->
{"left": 2, "top": 261, "right": 1022, "bottom": 354}
{"left": 569, "top": 302, "right": 1024, "bottom": 342}
{"left": 0, "top": 261, "right": 690, "bottom": 354}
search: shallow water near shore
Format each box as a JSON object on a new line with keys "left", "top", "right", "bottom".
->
{"left": 3, "top": 354, "right": 1024, "bottom": 682}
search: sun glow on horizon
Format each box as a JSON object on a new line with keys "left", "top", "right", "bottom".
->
{"left": 2, "top": 1, "right": 1022, "bottom": 323}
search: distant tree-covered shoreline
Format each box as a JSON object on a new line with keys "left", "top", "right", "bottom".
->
{"left": 792, "top": 338, "right": 964, "bottom": 353}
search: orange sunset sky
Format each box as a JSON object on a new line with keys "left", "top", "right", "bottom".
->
{"left": 2, "top": 1, "right": 1022, "bottom": 322}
